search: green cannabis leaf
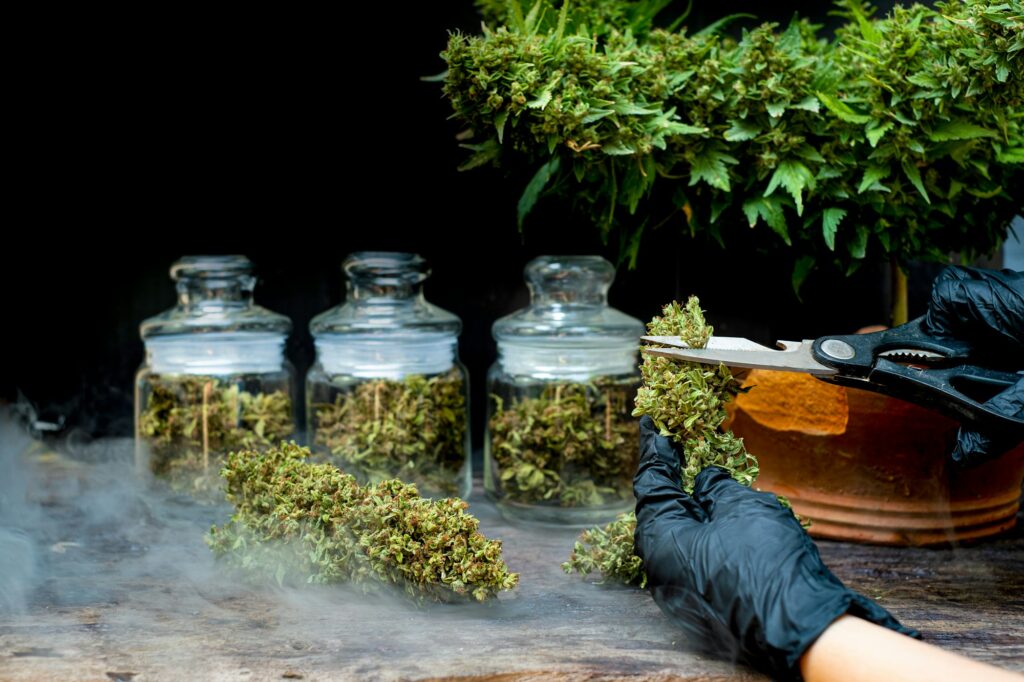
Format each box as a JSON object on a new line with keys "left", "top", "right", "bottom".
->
{"left": 207, "top": 442, "right": 518, "bottom": 603}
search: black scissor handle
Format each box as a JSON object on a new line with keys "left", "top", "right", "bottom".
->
{"left": 812, "top": 316, "right": 976, "bottom": 378}
{"left": 872, "top": 360, "right": 1021, "bottom": 434}
{"left": 813, "top": 316, "right": 1023, "bottom": 437}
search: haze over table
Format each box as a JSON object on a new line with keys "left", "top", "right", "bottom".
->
{"left": 1, "top": 424, "right": 1021, "bottom": 680}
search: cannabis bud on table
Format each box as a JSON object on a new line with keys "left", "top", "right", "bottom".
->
{"left": 485, "top": 256, "right": 645, "bottom": 525}
{"left": 207, "top": 442, "right": 518, "bottom": 603}
{"left": 134, "top": 255, "right": 296, "bottom": 500}
{"left": 306, "top": 252, "right": 471, "bottom": 500}
{"left": 564, "top": 297, "right": 756, "bottom": 585}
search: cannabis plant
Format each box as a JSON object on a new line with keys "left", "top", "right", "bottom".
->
{"left": 444, "top": 0, "right": 1022, "bottom": 301}
{"left": 207, "top": 442, "right": 518, "bottom": 602}
{"left": 137, "top": 374, "right": 293, "bottom": 498}
{"left": 311, "top": 369, "right": 467, "bottom": 497}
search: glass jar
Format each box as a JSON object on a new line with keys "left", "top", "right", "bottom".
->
{"left": 134, "top": 255, "right": 296, "bottom": 500}
{"left": 485, "top": 256, "right": 644, "bottom": 525}
{"left": 306, "top": 252, "right": 470, "bottom": 499}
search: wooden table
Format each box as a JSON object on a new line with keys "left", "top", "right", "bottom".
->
{"left": 1, "top": 446, "right": 1021, "bottom": 681}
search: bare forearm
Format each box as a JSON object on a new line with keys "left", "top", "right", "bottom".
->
{"left": 800, "top": 615, "right": 1021, "bottom": 682}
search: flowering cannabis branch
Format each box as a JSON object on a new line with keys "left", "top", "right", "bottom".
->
{"left": 207, "top": 442, "right": 518, "bottom": 603}
{"left": 564, "top": 297, "right": 756, "bottom": 585}
{"left": 634, "top": 298, "right": 755, "bottom": 491}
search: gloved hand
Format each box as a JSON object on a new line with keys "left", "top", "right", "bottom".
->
{"left": 633, "top": 415, "right": 918, "bottom": 681}
{"left": 923, "top": 265, "right": 1024, "bottom": 466}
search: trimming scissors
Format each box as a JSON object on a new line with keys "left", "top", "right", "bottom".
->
{"left": 643, "top": 315, "right": 1024, "bottom": 438}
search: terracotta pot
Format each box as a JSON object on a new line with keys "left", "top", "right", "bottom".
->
{"left": 729, "top": 370, "right": 1024, "bottom": 546}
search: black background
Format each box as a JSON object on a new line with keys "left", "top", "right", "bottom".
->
{"left": 3, "top": 1, "right": 958, "bottom": 447}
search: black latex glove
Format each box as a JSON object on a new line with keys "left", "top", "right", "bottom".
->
{"left": 923, "top": 265, "right": 1024, "bottom": 466}
{"left": 633, "top": 416, "right": 918, "bottom": 681}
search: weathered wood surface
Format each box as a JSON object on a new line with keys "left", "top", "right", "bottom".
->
{"left": 0, "top": 448, "right": 1021, "bottom": 681}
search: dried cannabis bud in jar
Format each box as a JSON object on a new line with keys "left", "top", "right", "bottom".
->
{"left": 564, "top": 297, "right": 758, "bottom": 585}
{"left": 137, "top": 374, "right": 294, "bottom": 498}
{"left": 307, "top": 251, "right": 471, "bottom": 499}
{"left": 135, "top": 255, "right": 296, "bottom": 500}
{"left": 485, "top": 255, "right": 645, "bottom": 523}
{"left": 488, "top": 379, "right": 637, "bottom": 507}
{"left": 311, "top": 368, "right": 467, "bottom": 497}
{"left": 207, "top": 442, "right": 518, "bottom": 603}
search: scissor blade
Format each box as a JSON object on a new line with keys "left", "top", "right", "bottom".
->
{"left": 644, "top": 336, "right": 782, "bottom": 352}
{"left": 641, "top": 337, "right": 838, "bottom": 376}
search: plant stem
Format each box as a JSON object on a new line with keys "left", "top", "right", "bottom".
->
{"left": 605, "top": 394, "right": 612, "bottom": 441}
{"left": 202, "top": 380, "right": 212, "bottom": 472}
{"left": 891, "top": 260, "right": 908, "bottom": 326}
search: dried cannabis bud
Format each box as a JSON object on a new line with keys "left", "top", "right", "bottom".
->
{"left": 564, "top": 297, "right": 757, "bottom": 585}
{"left": 207, "top": 442, "right": 518, "bottom": 603}
{"left": 488, "top": 379, "right": 637, "bottom": 507}
{"left": 138, "top": 374, "right": 294, "bottom": 498}
{"left": 562, "top": 511, "right": 646, "bottom": 587}
{"left": 634, "top": 298, "right": 756, "bottom": 491}
{"left": 312, "top": 368, "right": 467, "bottom": 497}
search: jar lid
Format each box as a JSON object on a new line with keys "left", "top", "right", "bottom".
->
{"left": 140, "top": 255, "right": 291, "bottom": 340}
{"left": 310, "top": 252, "right": 461, "bottom": 338}
{"left": 493, "top": 256, "right": 644, "bottom": 345}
